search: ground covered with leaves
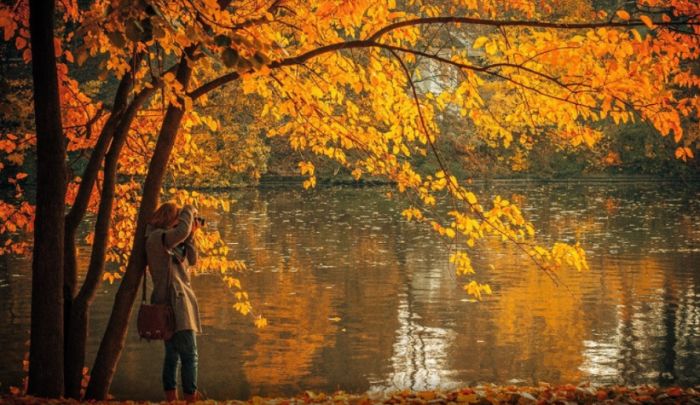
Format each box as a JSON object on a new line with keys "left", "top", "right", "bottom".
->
{"left": 3, "top": 384, "right": 700, "bottom": 404}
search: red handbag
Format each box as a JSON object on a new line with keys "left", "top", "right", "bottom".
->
{"left": 137, "top": 233, "right": 175, "bottom": 341}
{"left": 137, "top": 301, "right": 174, "bottom": 341}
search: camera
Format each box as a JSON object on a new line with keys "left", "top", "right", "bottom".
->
{"left": 194, "top": 216, "right": 206, "bottom": 226}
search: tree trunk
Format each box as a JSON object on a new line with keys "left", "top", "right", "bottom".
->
{"left": 64, "top": 57, "right": 140, "bottom": 266}
{"left": 64, "top": 88, "right": 153, "bottom": 398}
{"left": 62, "top": 117, "right": 114, "bottom": 396}
{"left": 63, "top": 64, "right": 140, "bottom": 357}
{"left": 27, "top": 0, "right": 66, "bottom": 397}
{"left": 85, "top": 56, "right": 193, "bottom": 400}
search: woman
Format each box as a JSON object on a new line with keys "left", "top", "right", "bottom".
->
{"left": 145, "top": 202, "right": 202, "bottom": 403}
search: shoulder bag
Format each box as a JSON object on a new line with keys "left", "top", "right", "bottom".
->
{"left": 137, "top": 232, "right": 176, "bottom": 341}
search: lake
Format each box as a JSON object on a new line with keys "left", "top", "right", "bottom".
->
{"left": 0, "top": 180, "right": 698, "bottom": 400}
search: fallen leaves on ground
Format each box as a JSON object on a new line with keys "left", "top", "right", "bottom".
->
{"left": 3, "top": 384, "right": 700, "bottom": 404}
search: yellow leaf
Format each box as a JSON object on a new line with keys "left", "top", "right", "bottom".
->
{"left": 484, "top": 41, "right": 498, "bottom": 55}
{"left": 303, "top": 176, "right": 316, "bottom": 189}
{"left": 311, "top": 86, "right": 324, "bottom": 98}
{"left": 639, "top": 15, "right": 655, "bottom": 29}
{"left": 675, "top": 146, "right": 684, "bottom": 160}
{"left": 616, "top": 10, "right": 630, "bottom": 20}
{"left": 254, "top": 316, "right": 268, "bottom": 328}
{"left": 631, "top": 29, "right": 642, "bottom": 42}
{"left": 472, "top": 36, "right": 488, "bottom": 49}
{"left": 676, "top": 146, "right": 694, "bottom": 161}
{"left": 298, "top": 161, "right": 315, "bottom": 176}
{"left": 387, "top": 12, "right": 405, "bottom": 19}
{"left": 465, "top": 192, "right": 477, "bottom": 205}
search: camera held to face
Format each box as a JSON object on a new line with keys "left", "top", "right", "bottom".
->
{"left": 194, "top": 216, "right": 206, "bottom": 227}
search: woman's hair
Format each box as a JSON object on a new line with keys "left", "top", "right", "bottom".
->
{"left": 149, "top": 202, "right": 180, "bottom": 228}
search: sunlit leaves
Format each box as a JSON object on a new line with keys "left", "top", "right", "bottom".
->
{"left": 464, "top": 280, "right": 492, "bottom": 301}
{"left": 102, "top": 271, "right": 122, "bottom": 285}
{"left": 616, "top": 10, "right": 630, "bottom": 21}
{"left": 449, "top": 251, "right": 474, "bottom": 275}
{"left": 298, "top": 161, "right": 317, "bottom": 189}
{"left": 529, "top": 242, "right": 589, "bottom": 273}
{"left": 1, "top": 0, "right": 698, "bottom": 311}
{"left": 254, "top": 315, "right": 268, "bottom": 328}
{"left": 640, "top": 15, "right": 655, "bottom": 29}
{"left": 401, "top": 207, "right": 423, "bottom": 221}
{"left": 473, "top": 36, "right": 488, "bottom": 49}
{"left": 675, "top": 146, "right": 694, "bottom": 161}
{"left": 0, "top": 201, "right": 34, "bottom": 255}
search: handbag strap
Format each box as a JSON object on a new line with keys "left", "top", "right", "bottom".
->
{"left": 142, "top": 231, "right": 174, "bottom": 304}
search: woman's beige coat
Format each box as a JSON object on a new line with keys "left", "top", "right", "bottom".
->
{"left": 145, "top": 205, "right": 202, "bottom": 333}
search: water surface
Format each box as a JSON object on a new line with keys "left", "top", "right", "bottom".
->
{"left": 0, "top": 180, "right": 698, "bottom": 400}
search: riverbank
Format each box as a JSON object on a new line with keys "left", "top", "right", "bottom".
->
{"left": 3, "top": 385, "right": 700, "bottom": 404}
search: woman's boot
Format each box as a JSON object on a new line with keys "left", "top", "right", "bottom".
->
{"left": 184, "top": 391, "right": 198, "bottom": 403}
{"left": 165, "top": 389, "right": 178, "bottom": 402}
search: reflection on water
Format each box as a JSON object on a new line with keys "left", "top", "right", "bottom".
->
{"left": 380, "top": 293, "right": 461, "bottom": 392}
{"left": 0, "top": 181, "right": 698, "bottom": 400}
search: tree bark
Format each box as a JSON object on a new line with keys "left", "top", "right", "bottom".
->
{"left": 27, "top": 0, "right": 66, "bottom": 397}
{"left": 64, "top": 67, "right": 139, "bottom": 302}
{"left": 85, "top": 55, "right": 193, "bottom": 400}
{"left": 62, "top": 114, "right": 115, "bottom": 397}
{"left": 64, "top": 87, "right": 154, "bottom": 398}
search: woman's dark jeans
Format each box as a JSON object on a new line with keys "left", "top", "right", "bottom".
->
{"left": 163, "top": 330, "right": 198, "bottom": 394}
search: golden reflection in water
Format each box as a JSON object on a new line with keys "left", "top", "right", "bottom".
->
{"left": 485, "top": 241, "right": 587, "bottom": 383}
{"left": 126, "top": 186, "right": 700, "bottom": 397}
{"left": 219, "top": 192, "right": 410, "bottom": 393}
{"left": 234, "top": 216, "right": 337, "bottom": 390}
{"left": 219, "top": 185, "right": 698, "bottom": 391}
{"left": 2, "top": 185, "right": 699, "bottom": 400}
{"left": 243, "top": 272, "right": 336, "bottom": 390}
{"left": 484, "top": 230, "right": 684, "bottom": 384}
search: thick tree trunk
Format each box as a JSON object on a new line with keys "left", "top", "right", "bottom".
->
{"left": 85, "top": 56, "right": 193, "bottom": 400}
{"left": 27, "top": 0, "right": 66, "bottom": 397}
{"left": 64, "top": 88, "right": 153, "bottom": 398}
{"left": 63, "top": 307, "right": 88, "bottom": 399}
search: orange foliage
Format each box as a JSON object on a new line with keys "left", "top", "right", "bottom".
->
{"left": 0, "top": 0, "right": 698, "bottom": 307}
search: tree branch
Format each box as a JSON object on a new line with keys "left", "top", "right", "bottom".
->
{"left": 190, "top": 13, "right": 698, "bottom": 99}
{"left": 367, "top": 15, "right": 700, "bottom": 41}
{"left": 388, "top": 48, "right": 564, "bottom": 288}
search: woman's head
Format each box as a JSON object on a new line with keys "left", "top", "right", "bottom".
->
{"left": 149, "top": 202, "right": 180, "bottom": 228}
